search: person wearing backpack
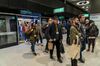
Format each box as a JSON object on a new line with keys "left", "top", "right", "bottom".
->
{"left": 87, "top": 20, "right": 99, "bottom": 53}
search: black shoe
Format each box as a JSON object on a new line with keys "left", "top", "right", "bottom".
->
{"left": 33, "top": 53, "right": 37, "bottom": 56}
{"left": 91, "top": 50, "right": 94, "bottom": 53}
{"left": 87, "top": 49, "right": 90, "bottom": 52}
{"left": 78, "top": 58, "right": 85, "bottom": 63}
{"left": 50, "top": 56, "right": 55, "bottom": 60}
{"left": 41, "top": 44, "right": 44, "bottom": 46}
{"left": 57, "top": 59, "right": 63, "bottom": 63}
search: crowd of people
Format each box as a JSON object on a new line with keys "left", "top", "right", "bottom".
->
{"left": 65, "top": 15, "right": 99, "bottom": 66}
{"left": 19, "top": 15, "right": 99, "bottom": 66}
{"left": 19, "top": 21, "right": 43, "bottom": 44}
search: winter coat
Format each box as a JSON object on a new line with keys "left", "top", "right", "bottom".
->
{"left": 28, "top": 27, "right": 39, "bottom": 43}
{"left": 70, "top": 26, "right": 80, "bottom": 45}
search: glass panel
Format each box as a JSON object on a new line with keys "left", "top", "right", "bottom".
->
{"left": 0, "top": 19, "right": 6, "bottom": 32}
{"left": 0, "top": 16, "right": 17, "bottom": 46}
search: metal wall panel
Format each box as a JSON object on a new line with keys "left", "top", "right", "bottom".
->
{"left": 65, "top": 4, "right": 73, "bottom": 13}
{"left": 0, "top": 0, "right": 8, "bottom": 7}
{"left": 26, "top": 1, "right": 53, "bottom": 14}
{"left": 28, "top": 0, "right": 64, "bottom": 8}
{"left": 8, "top": 0, "right": 27, "bottom": 9}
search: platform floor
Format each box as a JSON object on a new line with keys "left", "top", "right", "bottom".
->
{"left": 0, "top": 35, "right": 100, "bottom": 66}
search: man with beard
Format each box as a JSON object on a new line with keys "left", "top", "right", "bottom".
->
{"left": 78, "top": 15, "right": 86, "bottom": 63}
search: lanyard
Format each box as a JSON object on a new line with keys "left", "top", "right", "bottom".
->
{"left": 55, "top": 24, "right": 58, "bottom": 32}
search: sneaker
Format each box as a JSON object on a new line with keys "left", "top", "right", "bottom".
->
{"left": 33, "top": 53, "right": 37, "bottom": 56}
{"left": 91, "top": 50, "right": 94, "bottom": 53}
{"left": 41, "top": 44, "right": 44, "bottom": 46}
{"left": 78, "top": 58, "right": 85, "bottom": 63}
{"left": 57, "top": 59, "right": 63, "bottom": 63}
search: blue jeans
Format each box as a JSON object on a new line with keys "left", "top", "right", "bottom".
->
{"left": 23, "top": 33, "right": 27, "bottom": 41}
{"left": 80, "top": 38, "right": 86, "bottom": 59}
{"left": 31, "top": 42, "right": 36, "bottom": 53}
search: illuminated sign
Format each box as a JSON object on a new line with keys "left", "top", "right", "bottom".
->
{"left": 59, "top": 16, "right": 64, "bottom": 19}
{"left": 54, "top": 7, "right": 64, "bottom": 13}
{"left": 83, "top": 14, "right": 89, "bottom": 17}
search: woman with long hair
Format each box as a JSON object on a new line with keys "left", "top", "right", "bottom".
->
{"left": 70, "top": 17, "right": 80, "bottom": 66}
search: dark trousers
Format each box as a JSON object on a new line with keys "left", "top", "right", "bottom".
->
{"left": 71, "top": 59, "right": 77, "bottom": 66}
{"left": 66, "top": 33, "right": 70, "bottom": 45}
{"left": 39, "top": 34, "right": 43, "bottom": 43}
{"left": 88, "top": 39, "right": 96, "bottom": 51}
{"left": 50, "top": 40, "right": 61, "bottom": 59}
{"left": 86, "top": 37, "right": 88, "bottom": 44}
{"left": 66, "top": 36, "right": 70, "bottom": 45}
{"left": 37, "top": 33, "right": 43, "bottom": 43}
{"left": 23, "top": 33, "right": 27, "bottom": 41}
{"left": 31, "top": 42, "right": 36, "bottom": 53}
{"left": 80, "top": 38, "right": 86, "bottom": 59}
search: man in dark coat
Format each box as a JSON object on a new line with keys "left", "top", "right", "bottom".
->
{"left": 78, "top": 15, "right": 86, "bottom": 63}
{"left": 47, "top": 17, "right": 63, "bottom": 63}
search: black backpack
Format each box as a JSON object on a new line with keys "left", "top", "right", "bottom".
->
{"left": 89, "top": 25, "right": 99, "bottom": 37}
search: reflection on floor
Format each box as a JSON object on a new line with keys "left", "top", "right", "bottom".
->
{"left": 0, "top": 35, "right": 100, "bottom": 66}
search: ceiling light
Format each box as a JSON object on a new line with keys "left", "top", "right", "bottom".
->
{"left": 76, "top": 1, "right": 90, "bottom": 6}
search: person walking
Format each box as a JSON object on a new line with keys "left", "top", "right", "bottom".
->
{"left": 28, "top": 23, "right": 39, "bottom": 55}
{"left": 22, "top": 22, "right": 30, "bottom": 42}
{"left": 35, "top": 20, "right": 43, "bottom": 45}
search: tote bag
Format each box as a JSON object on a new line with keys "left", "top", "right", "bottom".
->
{"left": 68, "top": 44, "right": 80, "bottom": 59}
{"left": 48, "top": 42, "right": 53, "bottom": 50}
{"left": 68, "top": 35, "right": 80, "bottom": 59}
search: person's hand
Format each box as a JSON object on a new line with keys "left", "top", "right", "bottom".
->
{"left": 46, "top": 25, "right": 48, "bottom": 27}
{"left": 81, "top": 37, "right": 83, "bottom": 39}
{"left": 72, "top": 40, "right": 76, "bottom": 44}
{"left": 34, "top": 35, "right": 36, "bottom": 37}
{"left": 79, "top": 33, "right": 81, "bottom": 36}
{"left": 31, "top": 29, "right": 33, "bottom": 31}
{"left": 49, "top": 39, "right": 53, "bottom": 42}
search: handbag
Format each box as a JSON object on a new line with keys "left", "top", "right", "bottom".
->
{"left": 68, "top": 44, "right": 80, "bottom": 59}
{"left": 68, "top": 35, "right": 80, "bottom": 59}
{"left": 48, "top": 41, "right": 53, "bottom": 50}
{"left": 60, "top": 41, "right": 65, "bottom": 54}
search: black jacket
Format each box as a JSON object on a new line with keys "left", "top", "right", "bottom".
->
{"left": 47, "top": 23, "right": 63, "bottom": 41}
{"left": 87, "top": 24, "right": 99, "bottom": 37}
